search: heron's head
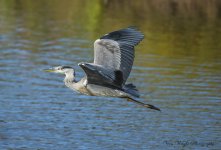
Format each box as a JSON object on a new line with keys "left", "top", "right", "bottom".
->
{"left": 44, "top": 66, "right": 74, "bottom": 75}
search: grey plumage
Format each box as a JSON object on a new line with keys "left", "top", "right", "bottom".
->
{"left": 44, "top": 27, "right": 160, "bottom": 111}
{"left": 94, "top": 27, "right": 144, "bottom": 84}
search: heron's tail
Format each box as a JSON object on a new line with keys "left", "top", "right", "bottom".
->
{"left": 124, "top": 83, "right": 140, "bottom": 98}
{"left": 127, "top": 98, "right": 161, "bottom": 111}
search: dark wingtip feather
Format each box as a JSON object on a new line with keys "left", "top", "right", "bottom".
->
{"left": 114, "top": 70, "right": 124, "bottom": 86}
{"left": 100, "top": 26, "right": 144, "bottom": 42}
{"left": 127, "top": 26, "right": 144, "bottom": 35}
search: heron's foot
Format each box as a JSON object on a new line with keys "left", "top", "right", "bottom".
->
{"left": 127, "top": 98, "right": 161, "bottom": 111}
{"left": 143, "top": 104, "right": 161, "bottom": 111}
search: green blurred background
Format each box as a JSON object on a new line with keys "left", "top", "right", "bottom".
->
{"left": 1, "top": 0, "right": 221, "bottom": 60}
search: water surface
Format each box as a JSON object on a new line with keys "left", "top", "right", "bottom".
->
{"left": 0, "top": 0, "right": 221, "bottom": 149}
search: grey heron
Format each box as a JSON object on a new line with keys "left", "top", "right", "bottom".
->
{"left": 44, "top": 27, "right": 160, "bottom": 111}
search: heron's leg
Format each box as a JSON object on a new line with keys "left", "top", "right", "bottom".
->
{"left": 126, "top": 98, "right": 161, "bottom": 111}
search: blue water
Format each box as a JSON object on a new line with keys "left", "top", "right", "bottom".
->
{"left": 0, "top": 1, "right": 221, "bottom": 149}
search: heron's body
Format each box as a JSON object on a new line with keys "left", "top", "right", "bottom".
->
{"left": 44, "top": 27, "right": 160, "bottom": 111}
{"left": 64, "top": 72, "right": 135, "bottom": 98}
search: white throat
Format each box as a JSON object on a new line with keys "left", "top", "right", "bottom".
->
{"left": 64, "top": 71, "right": 75, "bottom": 87}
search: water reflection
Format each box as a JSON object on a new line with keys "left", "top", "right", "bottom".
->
{"left": 0, "top": 0, "right": 221, "bottom": 149}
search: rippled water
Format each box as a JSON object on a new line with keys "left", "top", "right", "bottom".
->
{"left": 0, "top": 1, "right": 221, "bottom": 149}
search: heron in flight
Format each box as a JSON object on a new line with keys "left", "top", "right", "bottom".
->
{"left": 44, "top": 27, "right": 160, "bottom": 111}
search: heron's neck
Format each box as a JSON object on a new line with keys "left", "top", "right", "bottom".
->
{"left": 64, "top": 71, "right": 76, "bottom": 85}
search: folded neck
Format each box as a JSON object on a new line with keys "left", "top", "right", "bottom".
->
{"left": 64, "top": 70, "right": 76, "bottom": 84}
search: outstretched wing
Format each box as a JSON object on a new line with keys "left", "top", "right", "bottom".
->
{"left": 94, "top": 27, "right": 144, "bottom": 84}
{"left": 78, "top": 62, "right": 123, "bottom": 89}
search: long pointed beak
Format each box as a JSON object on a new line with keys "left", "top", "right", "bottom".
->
{"left": 43, "top": 68, "right": 55, "bottom": 72}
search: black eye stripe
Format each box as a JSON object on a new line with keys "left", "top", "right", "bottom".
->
{"left": 61, "top": 66, "right": 72, "bottom": 69}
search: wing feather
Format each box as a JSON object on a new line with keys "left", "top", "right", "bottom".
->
{"left": 93, "top": 27, "right": 144, "bottom": 85}
{"left": 78, "top": 63, "right": 123, "bottom": 89}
